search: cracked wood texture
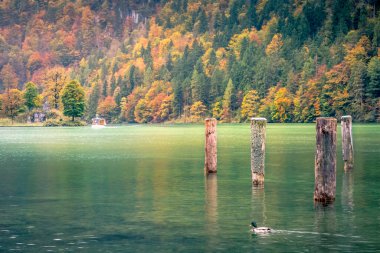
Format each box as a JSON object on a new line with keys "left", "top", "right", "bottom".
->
{"left": 341, "top": 116, "right": 354, "bottom": 171}
{"left": 251, "top": 118, "right": 266, "bottom": 186}
{"left": 314, "top": 117, "right": 337, "bottom": 203}
{"left": 204, "top": 118, "right": 217, "bottom": 174}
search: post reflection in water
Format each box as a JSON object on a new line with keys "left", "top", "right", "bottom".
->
{"left": 204, "top": 173, "right": 218, "bottom": 250}
{"left": 341, "top": 171, "right": 355, "bottom": 250}
{"left": 314, "top": 200, "right": 337, "bottom": 249}
{"left": 342, "top": 171, "right": 354, "bottom": 213}
{"left": 251, "top": 187, "right": 267, "bottom": 226}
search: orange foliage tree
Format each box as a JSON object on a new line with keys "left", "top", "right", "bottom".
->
{"left": 135, "top": 80, "right": 173, "bottom": 123}
{"left": 97, "top": 96, "right": 118, "bottom": 122}
{"left": 121, "top": 87, "right": 147, "bottom": 122}
{"left": 2, "top": 89, "right": 24, "bottom": 123}
{"left": 0, "top": 64, "right": 19, "bottom": 91}
{"left": 322, "top": 63, "right": 350, "bottom": 117}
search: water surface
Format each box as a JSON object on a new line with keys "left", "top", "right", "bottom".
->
{"left": 0, "top": 124, "right": 379, "bottom": 252}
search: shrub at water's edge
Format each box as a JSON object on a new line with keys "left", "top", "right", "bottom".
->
{"left": 43, "top": 120, "right": 87, "bottom": 127}
{"left": 0, "top": 118, "right": 43, "bottom": 127}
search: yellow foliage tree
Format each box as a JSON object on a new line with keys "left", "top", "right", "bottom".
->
{"left": 42, "top": 67, "right": 69, "bottom": 110}
{"left": 190, "top": 101, "right": 207, "bottom": 122}
{"left": 259, "top": 86, "right": 293, "bottom": 122}
{"left": 212, "top": 101, "right": 222, "bottom": 120}
{"left": 134, "top": 58, "right": 146, "bottom": 73}
{"left": 228, "top": 29, "right": 251, "bottom": 59}
{"left": 293, "top": 79, "right": 321, "bottom": 122}
{"left": 265, "top": 33, "right": 283, "bottom": 56}
{"left": 215, "top": 47, "right": 228, "bottom": 71}
{"left": 256, "top": 0, "right": 269, "bottom": 13}
{"left": 259, "top": 16, "right": 279, "bottom": 43}
{"left": 241, "top": 89, "right": 260, "bottom": 121}
{"left": 344, "top": 36, "right": 370, "bottom": 67}
{"left": 134, "top": 98, "right": 152, "bottom": 123}
{"left": 273, "top": 87, "right": 293, "bottom": 122}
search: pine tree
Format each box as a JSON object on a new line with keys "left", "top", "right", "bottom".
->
{"left": 348, "top": 60, "right": 367, "bottom": 120}
{"left": 110, "top": 75, "right": 116, "bottom": 94}
{"left": 190, "top": 60, "right": 208, "bottom": 105}
{"left": 210, "top": 69, "right": 224, "bottom": 102}
{"left": 143, "top": 42, "right": 153, "bottom": 68}
{"left": 222, "top": 79, "right": 234, "bottom": 122}
{"left": 143, "top": 67, "right": 154, "bottom": 87}
{"left": 367, "top": 56, "right": 380, "bottom": 100}
{"left": 87, "top": 82, "right": 100, "bottom": 121}
{"left": 128, "top": 66, "right": 137, "bottom": 92}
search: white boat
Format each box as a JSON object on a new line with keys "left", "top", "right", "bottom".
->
{"left": 92, "top": 115, "right": 106, "bottom": 128}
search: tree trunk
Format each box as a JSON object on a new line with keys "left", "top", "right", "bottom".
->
{"left": 314, "top": 117, "right": 337, "bottom": 203}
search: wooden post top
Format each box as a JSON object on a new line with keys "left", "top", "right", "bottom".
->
{"left": 316, "top": 117, "right": 337, "bottom": 132}
{"left": 341, "top": 115, "right": 352, "bottom": 120}
{"left": 251, "top": 117, "right": 267, "bottom": 121}
{"left": 316, "top": 117, "right": 337, "bottom": 121}
{"left": 205, "top": 118, "right": 217, "bottom": 122}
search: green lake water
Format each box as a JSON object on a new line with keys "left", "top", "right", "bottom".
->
{"left": 0, "top": 124, "right": 379, "bottom": 252}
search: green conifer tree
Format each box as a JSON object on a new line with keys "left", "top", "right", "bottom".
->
{"left": 61, "top": 80, "right": 85, "bottom": 121}
{"left": 23, "top": 82, "right": 39, "bottom": 112}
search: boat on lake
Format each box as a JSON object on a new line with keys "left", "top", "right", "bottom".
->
{"left": 92, "top": 115, "right": 106, "bottom": 128}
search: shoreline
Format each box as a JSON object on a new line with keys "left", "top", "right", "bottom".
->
{"left": 1, "top": 122, "right": 378, "bottom": 127}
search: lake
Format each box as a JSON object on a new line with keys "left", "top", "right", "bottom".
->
{"left": 0, "top": 124, "right": 379, "bottom": 252}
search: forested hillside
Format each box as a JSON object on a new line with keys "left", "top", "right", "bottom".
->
{"left": 0, "top": 0, "right": 379, "bottom": 124}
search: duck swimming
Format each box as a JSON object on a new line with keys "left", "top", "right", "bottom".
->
{"left": 250, "top": 221, "right": 272, "bottom": 233}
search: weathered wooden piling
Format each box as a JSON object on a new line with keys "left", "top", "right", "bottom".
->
{"left": 341, "top": 116, "right": 354, "bottom": 171}
{"left": 251, "top": 118, "right": 267, "bottom": 186}
{"left": 314, "top": 117, "right": 337, "bottom": 203}
{"left": 204, "top": 118, "right": 217, "bottom": 174}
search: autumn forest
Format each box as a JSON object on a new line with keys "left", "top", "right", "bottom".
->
{"left": 0, "top": 0, "right": 379, "bottom": 125}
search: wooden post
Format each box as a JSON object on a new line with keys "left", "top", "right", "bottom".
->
{"left": 205, "top": 118, "right": 217, "bottom": 174}
{"left": 251, "top": 118, "right": 266, "bottom": 186}
{"left": 341, "top": 116, "right": 354, "bottom": 171}
{"left": 314, "top": 117, "right": 337, "bottom": 203}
